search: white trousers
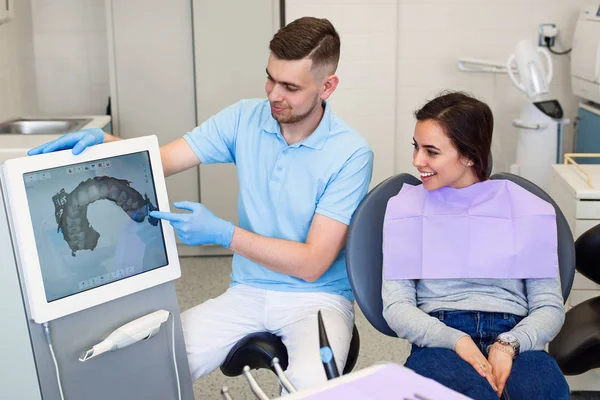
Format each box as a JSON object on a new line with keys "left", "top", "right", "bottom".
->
{"left": 181, "top": 284, "right": 355, "bottom": 390}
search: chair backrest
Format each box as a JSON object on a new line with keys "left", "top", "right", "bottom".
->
{"left": 346, "top": 173, "right": 420, "bottom": 337}
{"left": 346, "top": 172, "right": 576, "bottom": 337}
{"left": 573, "top": 222, "right": 600, "bottom": 285}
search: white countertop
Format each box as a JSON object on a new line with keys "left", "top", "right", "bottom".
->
{"left": 0, "top": 115, "right": 111, "bottom": 150}
{"left": 81, "top": 115, "right": 112, "bottom": 130}
{"left": 552, "top": 164, "right": 600, "bottom": 199}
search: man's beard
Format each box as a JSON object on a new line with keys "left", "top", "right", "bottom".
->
{"left": 271, "top": 96, "right": 320, "bottom": 124}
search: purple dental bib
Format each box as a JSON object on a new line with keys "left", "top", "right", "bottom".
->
{"left": 383, "top": 180, "right": 558, "bottom": 280}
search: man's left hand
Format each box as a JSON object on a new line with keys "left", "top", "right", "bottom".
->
{"left": 150, "top": 201, "right": 234, "bottom": 248}
{"left": 487, "top": 343, "right": 514, "bottom": 398}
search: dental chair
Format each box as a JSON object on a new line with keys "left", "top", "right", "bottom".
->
{"left": 345, "top": 172, "right": 576, "bottom": 340}
{"left": 218, "top": 160, "right": 498, "bottom": 380}
{"left": 548, "top": 223, "right": 600, "bottom": 376}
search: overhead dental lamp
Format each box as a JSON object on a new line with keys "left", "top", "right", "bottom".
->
{"left": 458, "top": 39, "right": 567, "bottom": 191}
{"left": 507, "top": 39, "right": 565, "bottom": 190}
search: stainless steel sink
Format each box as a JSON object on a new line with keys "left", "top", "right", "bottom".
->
{"left": 0, "top": 118, "right": 92, "bottom": 135}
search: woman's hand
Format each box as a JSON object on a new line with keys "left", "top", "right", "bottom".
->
{"left": 454, "top": 336, "right": 499, "bottom": 393}
{"left": 488, "top": 343, "right": 514, "bottom": 397}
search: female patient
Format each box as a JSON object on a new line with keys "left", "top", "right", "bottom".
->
{"left": 382, "top": 92, "right": 569, "bottom": 399}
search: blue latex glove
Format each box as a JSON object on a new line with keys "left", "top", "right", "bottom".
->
{"left": 27, "top": 128, "right": 105, "bottom": 156}
{"left": 150, "top": 201, "right": 235, "bottom": 248}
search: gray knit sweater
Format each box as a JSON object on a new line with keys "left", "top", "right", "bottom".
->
{"left": 382, "top": 275, "right": 565, "bottom": 352}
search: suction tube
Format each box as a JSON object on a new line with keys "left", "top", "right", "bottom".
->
{"left": 318, "top": 310, "right": 340, "bottom": 380}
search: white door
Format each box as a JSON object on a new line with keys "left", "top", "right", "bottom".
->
{"left": 191, "top": 0, "right": 279, "bottom": 255}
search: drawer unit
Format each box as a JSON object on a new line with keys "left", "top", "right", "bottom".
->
{"left": 550, "top": 164, "right": 600, "bottom": 303}
{"left": 551, "top": 163, "right": 600, "bottom": 391}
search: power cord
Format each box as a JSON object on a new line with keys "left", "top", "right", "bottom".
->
{"left": 169, "top": 312, "right": 182, "bottom": 400}
{"left": 43, "top": 322, "right": 66, "bottom": 400}
{"left": 43, "top": 313, "right": 182, "bottom": 400}
{"left": 545, "top": 37, "right": 572, "bottom": 55}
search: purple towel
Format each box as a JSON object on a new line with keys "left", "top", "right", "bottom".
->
{"left": 383, "top": 180, "right": 558, "bottom": 280}
{"left": 302, "top": 363, "right": 472, "bottom": 399}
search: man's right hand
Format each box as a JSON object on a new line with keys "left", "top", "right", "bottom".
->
{"left": 454, "top": 336, "right": 499, "bottom": 393}
{"left": 27, "top": 128, "right": 105, "bottom": 156}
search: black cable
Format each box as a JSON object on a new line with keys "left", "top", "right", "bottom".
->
{"left": 545, "top": 37, "right": 572, "bottom": 55}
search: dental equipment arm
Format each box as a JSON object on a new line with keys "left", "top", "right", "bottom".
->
{"left": 221, "top": 386, "right": 234, "bottom": 400}
{"left": 242, "top": 365, "right": 270, "bottom": 400}
{"left": 272, "top": 357, "right": 297, "bottom": 393}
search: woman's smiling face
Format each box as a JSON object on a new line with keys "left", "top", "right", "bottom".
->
{"left": 412, "top": 119, "right": 479, "bottom": 191}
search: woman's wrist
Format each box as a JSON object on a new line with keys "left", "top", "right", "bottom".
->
{"left": 488, "top": 342, "right": 516, "bottom": 358}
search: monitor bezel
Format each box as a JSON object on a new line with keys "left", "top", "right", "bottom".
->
{"left": 1, "top": 135, "right": 181, "bottom": 323}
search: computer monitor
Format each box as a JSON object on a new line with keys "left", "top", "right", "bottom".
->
{"left": 1, "top": 135, "right": 181, "bottom": 323}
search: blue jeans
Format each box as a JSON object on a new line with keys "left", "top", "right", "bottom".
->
{"left": 404, "top": 311, "right": 569, "bottom": 400}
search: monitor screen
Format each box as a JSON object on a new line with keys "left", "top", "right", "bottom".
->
{"left": 533, "top": 99, "right": 563, "bottom": 119}
{"left": 538, "top": 101, "right": 558, "bottom": 113}
{"left": 22, "top": 151, "right": 168, "bottom": 302}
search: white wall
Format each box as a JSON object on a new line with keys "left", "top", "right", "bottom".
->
{"left": 30, "top": 0, "right": 109, "bottom": 116}
{"left": 0, "top": 0, "right": 37, "bottom": 121}
{"left": 394, "top": 0, "right": 586, "bottom": 176}
{"left": 287, "top": 0, "right": 398, "bottom": 187}
{"left": 287, "top": 0, "right": 587, "bottom": 184}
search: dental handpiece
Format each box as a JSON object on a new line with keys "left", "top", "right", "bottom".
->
{"left": 242, "top": 365, "right": 270, "bottom": 400}
{"left": 271, "top": 357, "right": 297, "bottom": 393}
{"left": 79, "top": 310, "right": 170, "bottom": 362}
{"left": 318, "top": 310, "right": 340, "bottom": 380}
{"left": 221, "top": 386, "right": 234, "bottom": 400}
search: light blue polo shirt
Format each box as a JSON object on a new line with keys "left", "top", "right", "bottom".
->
{"left": 184, "top": 99, "right": 373, "bottom": 301}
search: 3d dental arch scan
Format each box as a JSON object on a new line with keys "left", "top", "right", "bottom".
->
{"left": 20, "top": 150, "right": 168, "bottom": 304}
{"left": 52, "top": 175, "right": 159, "bottom": 256}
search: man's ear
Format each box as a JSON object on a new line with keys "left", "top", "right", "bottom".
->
{"left": 321, "top": 74, "right": 339, "bottom": 100}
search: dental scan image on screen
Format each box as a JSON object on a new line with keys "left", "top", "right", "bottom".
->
{"left": 23, "top": 151, "right": 168, "bottom": 302}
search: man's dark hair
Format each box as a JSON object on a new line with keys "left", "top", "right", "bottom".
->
{"left": 269, "top": 17, "right": 340, "bottom": 73}
{"left": 415, "top": 91, "right": 494, "bottom": 181}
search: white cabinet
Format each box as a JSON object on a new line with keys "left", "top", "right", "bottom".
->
{"left": 550, "top": 164, "right": 600, "bottom": 392}
{"left": 106, "top": 0, "right": 278, "bottom": 256}
{"left": 106, "top": 0, "right": 200, "bottom": 254}
{"left": 0, "top": 148, "right": 31, "bottom": 162}
{"left": 550, "top": 164, "right": 600, "bottom": 308}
